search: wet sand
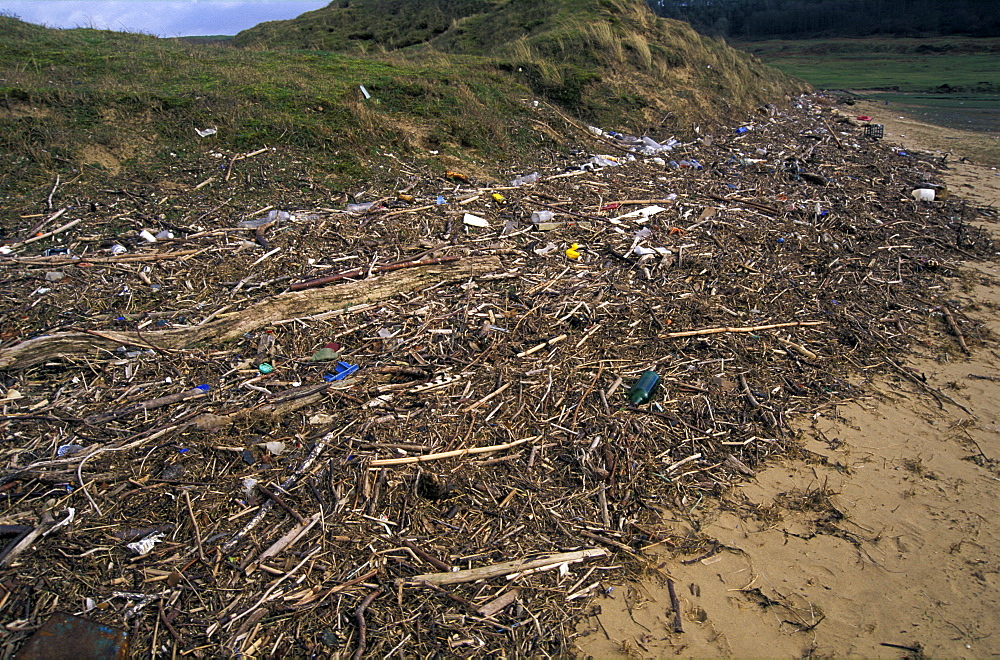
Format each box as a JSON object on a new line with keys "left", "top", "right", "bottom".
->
{"left": 575, "top": 103, "right": 1000, "bottom": 658}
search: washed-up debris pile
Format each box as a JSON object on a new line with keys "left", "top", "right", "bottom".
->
{"left": 0, "top": 94, "right": 993, "bottom": 657}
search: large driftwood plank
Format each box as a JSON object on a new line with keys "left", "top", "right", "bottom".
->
{"left": 0, "top": 256, "right": 500, "bottom": 370}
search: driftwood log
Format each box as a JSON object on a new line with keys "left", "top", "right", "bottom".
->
{"left": 0, "top": 255, "right": 500, "bottom": 370}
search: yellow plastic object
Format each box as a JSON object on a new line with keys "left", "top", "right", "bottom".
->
{"left": 491, "top": 193, "right": 505, "bottom": 203}
{"left": 565, "top": 243, "right": 581, "bottom": 260}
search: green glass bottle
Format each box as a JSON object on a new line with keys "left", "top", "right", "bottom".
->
{"left": 628, "top": 371, "right": 660, "bottom": 404}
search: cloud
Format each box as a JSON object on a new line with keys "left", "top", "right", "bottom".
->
{"left": 0, "top": 0, "right": 330, "bottom": 37}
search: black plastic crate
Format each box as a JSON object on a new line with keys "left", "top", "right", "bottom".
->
{"left": 864, "top": 124, "right": 884, "bottom": 139}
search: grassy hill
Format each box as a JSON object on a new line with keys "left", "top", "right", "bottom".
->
{"left": 0, "top": 0, "right": 804, "bottom": 226}
{"left": 235, "top": 0, "right": 804, "bottom": 128}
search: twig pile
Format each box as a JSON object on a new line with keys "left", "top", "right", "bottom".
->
{"left": 0, "top": 94, "right": 993, "bottom": 657}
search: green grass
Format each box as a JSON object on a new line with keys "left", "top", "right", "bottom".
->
{"left": 734, "top": 37, "right": 1000, "bottom": 92}
{"left": 0, "top": 17, "right": 545, "bottom": 198}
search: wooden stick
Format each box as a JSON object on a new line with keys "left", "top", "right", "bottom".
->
{"left": 184, "top": 490, "right": 205, "bottom": 562}
{"left": 402, "top": 548, "right": 607, "bottom": 586}
{"left": 369, "top": 436, "right": 535, "bottom": 467}
{"left": 258, "top": 484, "right": 306, "bottom": 524}
{"left": 659, "top": 320, "right": 824, "bottom": 339}
{"left": 284, "top": 569, "right": 379, "bottom": 610}
{"left": 606, "top": 199, "right": 678, "bottom": 206}
{"left": 884, "top": 358, "right": 972, "bottom": 414}
{"left": 244, "top": 512, "right": 321, "bottom": 575}
{"left": 84, "top": 386, "right": 208, "bottom": 425}
{"left": 352, "top": 587, "right": 383, "bottom": 660}
{"left": 542, "top": 102, "right": 635, "bottom": 154}
{"left": 530, "top": 200, "right": 602, "bottom": 222}
{"left": 666, "top": 579, "right": 684, "bottom": 633}
{"left": 516, "top": 334, "right": 567, "bottom": 358}
{"left": 939, "top": 306, "right": 970, "bottom": 354}
{"left": 579, "top": 530, "right": 636, "bottom": 555}
{"left": 221, "top": 433, "right": 331, "bottom": 553}
{"left": 700, "top": 192, "right": 781, "bottom": 216}
{"left": 23, "top": 207, "right": 67, "bottom": 239}
{"left": 821, "top": 117, "right": 844, "bottom": 149}
{"left": 461, "top": 382, "right": 512, "bottom": 413}
{"left": 738, "top": 373, "right": 760, "bottom": 409}
{"left": 397, "top": 538, "right": 451, "bottom": 571}
{"left": 17, "top": 218, "right": 81, "bottom": 246}
{"left": 0, "top": 518, "right": 54, "bottom": 567}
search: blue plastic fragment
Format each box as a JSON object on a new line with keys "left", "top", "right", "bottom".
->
{"left": 436, "top": 195, "right": 446, "bottom": 205}
{"left": 325, "top": 361, "right": 359, "bottom": 382}
{"left": 195, "top": 384, "right": 210, "bottom": 392}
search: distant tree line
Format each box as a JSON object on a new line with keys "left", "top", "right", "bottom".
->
{"left": 645, "top": 0, "right": 1000, "bottom": 38}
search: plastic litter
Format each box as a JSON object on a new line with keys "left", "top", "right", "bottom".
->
{"left": 565, "top": 243, "right": 582, "bottom": 260}
{"left": 195, "top": 127, "right": 217, "bottom": 137}
{"left": 346, "top": 202, "right": 375, "bottom": 214}
{"left": 127, "top": 531, "right": 166, "bottom": 555}
{"left": 911, "top": 188, "right": 936, "bottom": 202}
{"left": 463, "top": 213, "right": 490, "bottom": 228}
{"left": 0, "top": 388, "right": 22, "bottom": 402}
{"left": 611, "top": 205, "right": 667, "bottom": 224}
{"left": 510, "top": 172, "right": 539, "bottom": 187}
{"left": 531, "top": 210, "right": 554, "bottom": 224}
{"left": 259, "top": 441, "right": 285, "bottom": 456}
{"left": 325, "top": 361, "right": 359, "bottom": 381}
{"left": 590, "top": 155, "right": 620, "bottom": 168}
{"left": 138, "top": 229, "right": 157, "bottom": 243}
{"left": 239, "top": 210, "right": 290, "bottom": 229}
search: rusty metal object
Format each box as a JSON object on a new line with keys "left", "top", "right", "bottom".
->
{"left": 16, "top": 612, "right": 127, "bottom": 659}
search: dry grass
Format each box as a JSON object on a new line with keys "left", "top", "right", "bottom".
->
{"left": 624, "top": 30, "right": 654, "bottom": 71}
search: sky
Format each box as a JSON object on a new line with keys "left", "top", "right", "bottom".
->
{"left": 0, "top": 1, "right": 333, "bottom": 37}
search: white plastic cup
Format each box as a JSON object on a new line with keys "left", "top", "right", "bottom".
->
{"left": 531, "top": 210, "right": 554, "bottom": 223}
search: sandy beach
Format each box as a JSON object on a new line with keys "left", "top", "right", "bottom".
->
{"left": 577, "top": 101, "right": 1000, "bottom": 658}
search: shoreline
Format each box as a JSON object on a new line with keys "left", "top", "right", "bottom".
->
{"left": 576, "top": 99, "right": 1000, "bottom": 658}
{"left": 847, "top": 97, "right": 1000, "bottom": 207}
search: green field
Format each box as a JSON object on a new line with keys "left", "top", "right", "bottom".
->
{"left": 734, "top": 37, "right": 1000, "bottom": 92}
{"left": 733, "top": 37, "right": 1000, "bottom": 133}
